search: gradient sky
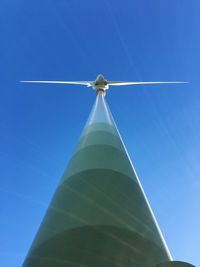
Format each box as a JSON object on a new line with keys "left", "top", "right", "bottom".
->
{"left": 1, "top": 0, "right": 200, "bottom": 266}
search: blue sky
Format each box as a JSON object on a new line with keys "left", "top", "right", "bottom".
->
{"left": 1, "top": 0, "right": 200, "bottom": 266}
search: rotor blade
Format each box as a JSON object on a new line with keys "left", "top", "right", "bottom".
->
{"left": 20, "top": 80, "right": 93, "bottom": 87}
{"left": 108, "top": 81, "right": 188, "bottom": 86}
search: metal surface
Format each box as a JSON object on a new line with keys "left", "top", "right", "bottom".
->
{"left": 23, "top": 92, "right": 171, "bottom": 267}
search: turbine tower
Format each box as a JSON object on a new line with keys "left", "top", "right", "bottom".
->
{"left": 21, "top": 76, "right": 194, "bottom": 267}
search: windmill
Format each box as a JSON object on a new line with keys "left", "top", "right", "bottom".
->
{"left": 21, "top": 73, "right": 188, "bottom": 95}
{"left": 20, "top": 75, "right": 193, "bottom": 267}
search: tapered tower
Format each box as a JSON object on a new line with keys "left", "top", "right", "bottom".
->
{"left": 22, "top": 92, "right": 193, "bottom": 267}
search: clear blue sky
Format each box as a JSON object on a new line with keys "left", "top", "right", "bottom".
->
{"left": 1, "top": 0, "right": 200, "bottom": 266}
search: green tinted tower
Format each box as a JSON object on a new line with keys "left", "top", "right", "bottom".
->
{"left": 22, "top": 92, "right": 191, "bottom": 267}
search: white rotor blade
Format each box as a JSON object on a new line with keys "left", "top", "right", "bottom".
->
{"left": 108, "top": 81, "right": 188, "bottom": 86}
{"left": 20, "top": 80, "right": 93, "bottom": 87}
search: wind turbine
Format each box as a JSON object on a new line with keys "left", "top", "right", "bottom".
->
{"left": 20, "top": 73, "right": 193, "bottom": 267}
{"left": 20, "top": 74, "right": 188, "bottom": 95}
